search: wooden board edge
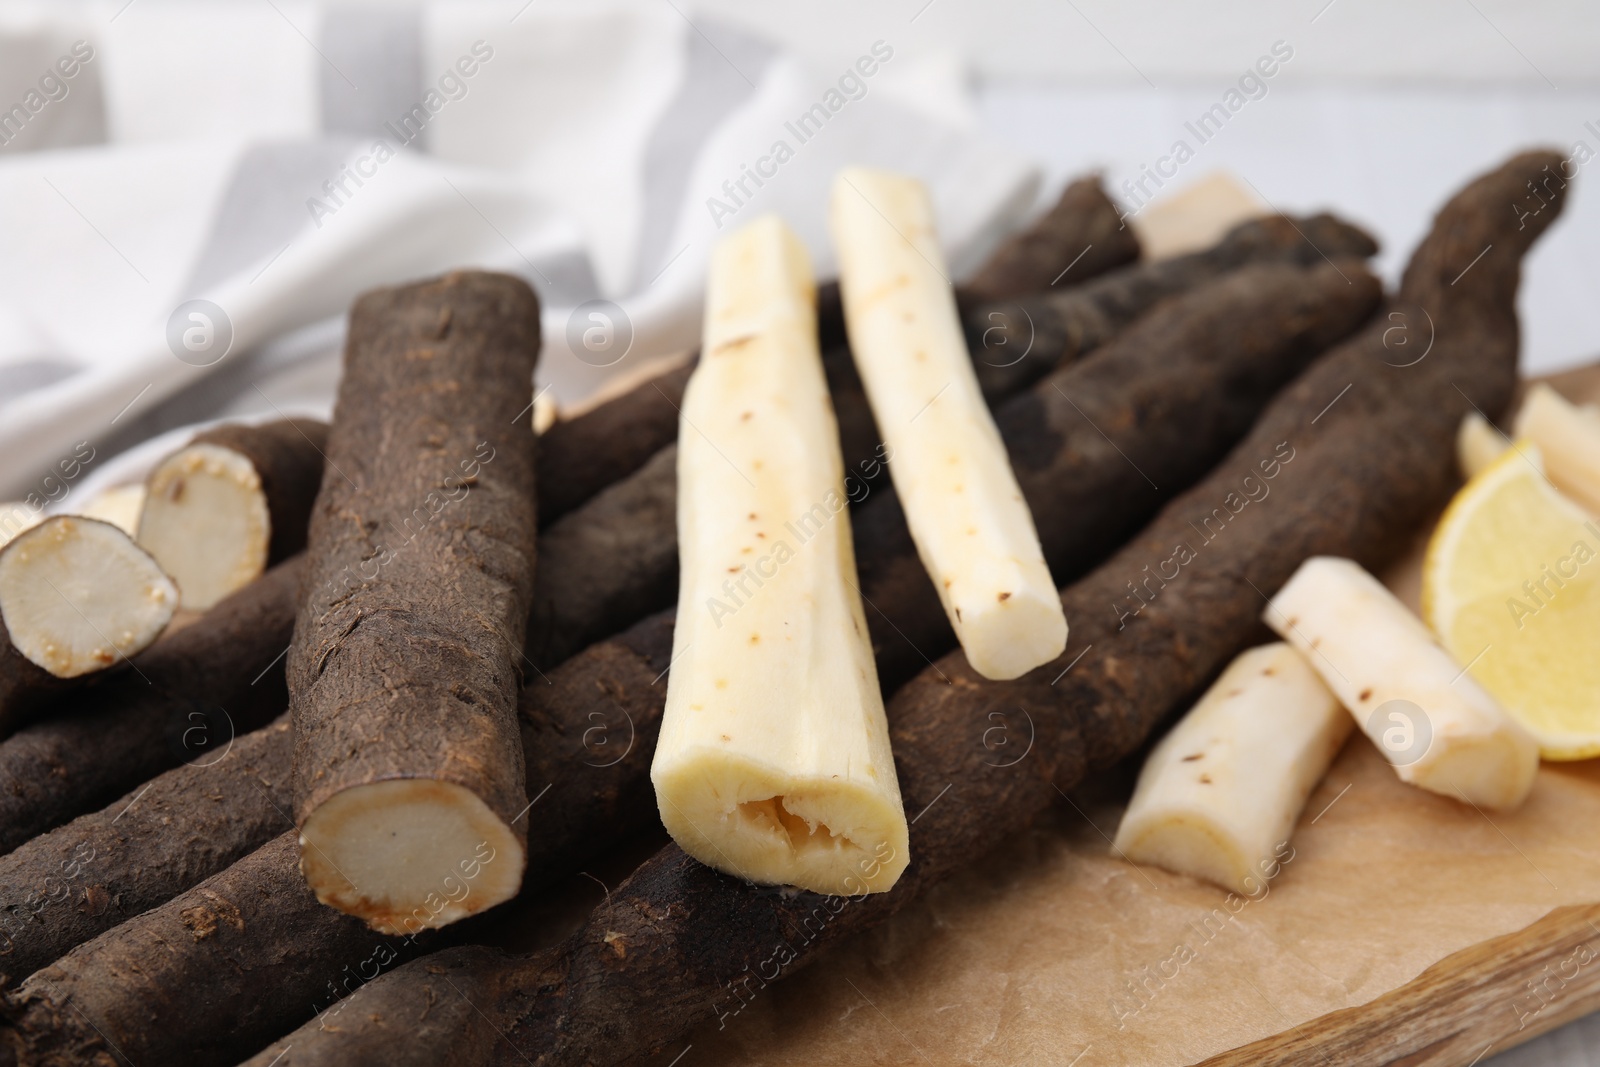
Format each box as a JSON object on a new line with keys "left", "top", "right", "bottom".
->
{"left": 1199, "top": 902, "right": 1600, "bottom": 1066}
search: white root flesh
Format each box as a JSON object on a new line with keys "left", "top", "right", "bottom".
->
{"left": 1514, "top": 383, "right": 1600, "bottom": 516}
{"left": 299, "top": 779, "right": 525, "bottom": 936}
{"left": 1456, "top": 412, "right": 1508, "bottom": 481}
{"left": 1265, "top": 556, "right": 1539, "bottom": 811}
{"left": 531, "top": 388, "right": 558, "bottom": 435}
{"left": 1112, "top": 643, "right": 1350, "bottom": 894}
{"left": 138, "top": 443, "right": 271, "bottom": 611}
{"left": 652, "top": 215, "right": 909, "bottom": 897}
{"left": 80, "top": 483, "right": 147, "bottom": 536}
{"left": 829, "top": 167, "right": 1066, "bottom": 680}
{"left": 0, "top": 515, "right": 177, "bottom": 677}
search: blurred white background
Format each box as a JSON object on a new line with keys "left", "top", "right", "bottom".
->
{"left": 688, "top": 0, "right": 1598, "bottom": 85}
{"left": 687, "top": 0, "right": 1600, "bottom": 377}
{"left": 11, "top": 0, "right": 1594, "bottom": 376}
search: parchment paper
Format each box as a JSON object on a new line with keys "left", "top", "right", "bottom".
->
{"left": 674, "top": 367, "right": 1600, "bottom": 1067}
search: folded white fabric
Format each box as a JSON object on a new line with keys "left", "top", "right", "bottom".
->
{"left": 0, "top": 0, "right": 1037, "bottom": 500}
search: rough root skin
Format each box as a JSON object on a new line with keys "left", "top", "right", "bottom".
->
{"left": 289, "top": 271, "right": 540, "bottom": 929}
{"left": 536, "top": 362, "right": 692, "bottom": 526}
{"left": 959, "top": 174, "right": 1142, "bottom": 303}
{"left": 964, "top": 212, "right": 1380, "bottom": 398}
{"left": 526, "top": 445, "right": 680, "bottom": 670}
{"left": 0, "top": 718, "right": 292, "bottom": 987}
{"left": 0, "top": 833, "right": 430, "bottom": 1067}
{"left": 0, "top": 625, "right": 63, "bottom": 740}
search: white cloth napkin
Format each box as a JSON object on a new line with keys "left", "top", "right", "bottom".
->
{"left": 0, "top": 0, "right": 1038, "bottom": 500}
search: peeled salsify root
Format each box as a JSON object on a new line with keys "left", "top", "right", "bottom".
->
{"left": 1113, "top": 642, "right": 1350, "bottom": 894}
{"left": 1514, "top": 383, "right": 1600, "bottom": 515}
{"left": 1457, "top": 386, "right": 1600, "bottom": 508}
{"left": 1456, "top": 411, "right": 1509, "bottom": 480}
{"left": 652, "top": 215, "right": 909, "bottom": 896}
{"left": 1265, "top": 556, "right": 1538, "bottom": 810}
{"left": 830, "top": 167, "right": 1066, "bottom": 680}
{"left": 78, "top": 483, "right": 146, "bottom": 536}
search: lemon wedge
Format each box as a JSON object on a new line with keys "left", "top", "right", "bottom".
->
{"left": 1423, "top": 443, "right": 1600, "bottom": 759}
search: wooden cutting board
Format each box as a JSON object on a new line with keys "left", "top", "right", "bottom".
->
{"left": 666, "top": 363, "right": 1600, "bottom": 1067}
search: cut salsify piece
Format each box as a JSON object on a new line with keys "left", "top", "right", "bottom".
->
{"left": 651, "top": 215, "right": 909, "bottom": 896}
{"left": 0, "top": 515, "right": 176, "bottom": 678}
{"left": 1113, "top": 643, "right": 1350, "bottom": 894}
{"left": 1267, "top": 556, "right": 1538, "bottom": 810}
{"left": 1456, "top": 411, "right": 1507, "bottom": 479}
{"left": 138, "top": 419, "right": 327, "bottom": 611}
{"left": 829, "top": 167, "right": 1066, "bottom": 680}
{"left": 79, "top": 483, "right": 146, "bottom": 536}
{"left": 1456, "top": 385, "right": 1600, "bottom": 501}
{"left": 0, "top": 516, "right": 178, "bottom": 733}
{"left": 140, "top": 443, "right": 267, "bottom": 611}
{"left": 1514, "top": 383, "right": 1600, "bottom": 516}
